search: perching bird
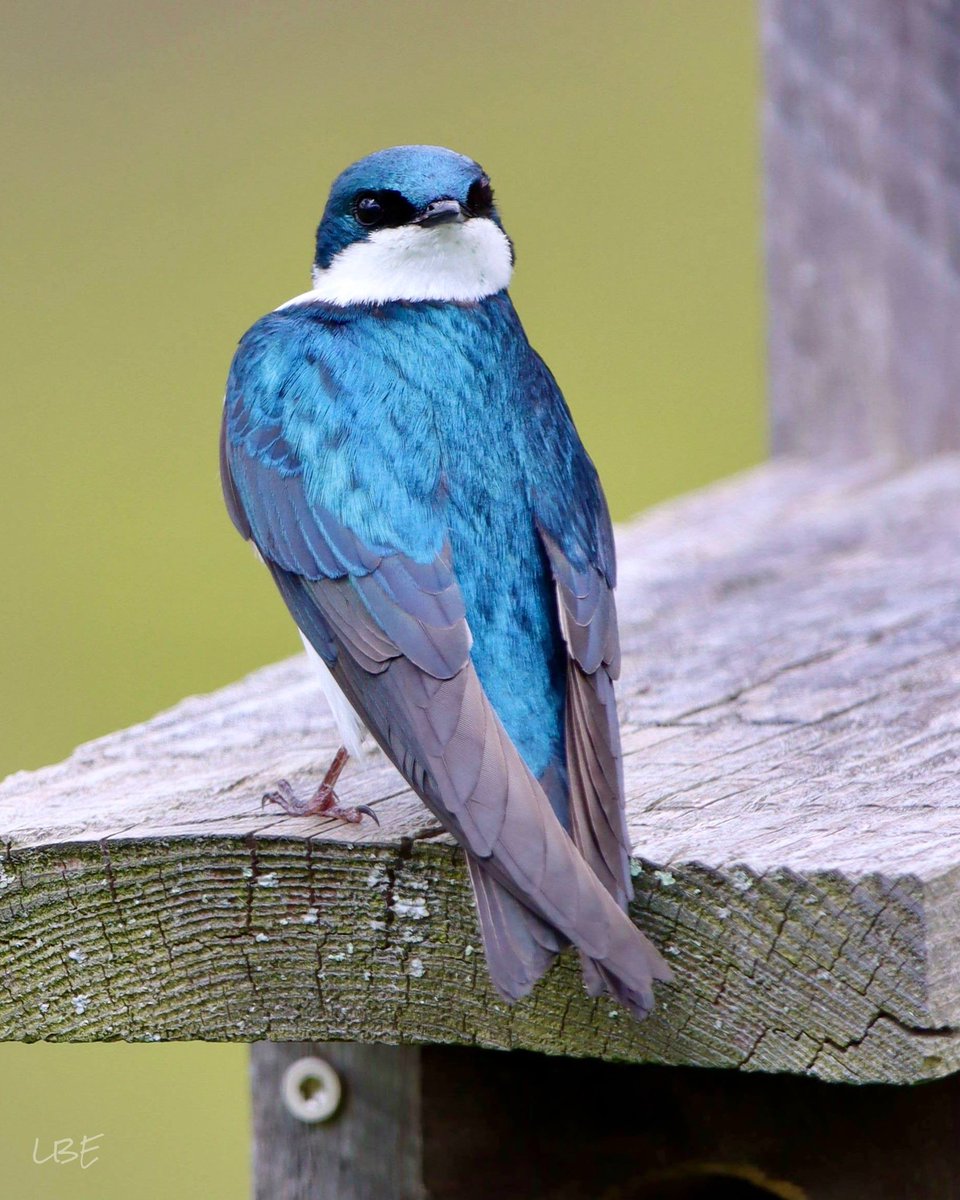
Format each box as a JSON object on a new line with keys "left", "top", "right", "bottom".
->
{"left": 220, "top": 145, "right": 671, "bottom": 1017}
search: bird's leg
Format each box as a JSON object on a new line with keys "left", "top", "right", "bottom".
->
{"left": 262, "top": 747, "right": 379, "bottom": 825}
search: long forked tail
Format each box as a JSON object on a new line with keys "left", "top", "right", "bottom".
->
{"left": 465, "top": 844, "right": 671, "bottom": 1019}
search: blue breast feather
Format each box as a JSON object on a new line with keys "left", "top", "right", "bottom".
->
{"left": 222, "top": 291, "right": 615, "bottom": 811}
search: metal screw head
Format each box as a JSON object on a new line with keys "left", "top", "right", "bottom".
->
{"left": 281, "top": 1055, "right": 343, "bottom": 1124}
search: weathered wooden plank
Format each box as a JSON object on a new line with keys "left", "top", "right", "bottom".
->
{"left": 763, "top": 0, "right": 960, "bottom": 461}
{"left": 251, "top": 1042, "right": 423, "bottom": 1200}
{"left": 1, "top": 457, "right": 959, "bottom": 1083}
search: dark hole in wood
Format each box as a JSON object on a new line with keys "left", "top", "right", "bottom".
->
{"left": 298, "top": 1074, "right": 324, "bottom": 1102}
{"left": 420, "top": 1046, "right": 960, "bottom": 1200}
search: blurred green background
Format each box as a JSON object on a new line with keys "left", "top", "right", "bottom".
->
{"left": 0, "top": 1, "right": 763, "bottom": 1196}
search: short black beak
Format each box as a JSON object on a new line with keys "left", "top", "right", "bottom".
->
{"left": 415, "top": 198, "right": 465, "bottom": 228}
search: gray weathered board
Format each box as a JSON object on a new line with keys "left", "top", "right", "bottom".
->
{"left": 1, "top": 456, "right": 958, "bottom": 1085}
{"left": 763, "top": 0, "right": 960, "bottom": 463}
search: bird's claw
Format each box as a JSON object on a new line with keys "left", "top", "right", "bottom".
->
{"left": 262, "top": 779, "right": 378, "bottom": 825}
{"left": 261, "top": 779, "right": 296, "bottom": 811}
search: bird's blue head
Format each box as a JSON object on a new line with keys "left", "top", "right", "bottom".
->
{"left": 308, "top": 145, "right": 514, "bottom": 306}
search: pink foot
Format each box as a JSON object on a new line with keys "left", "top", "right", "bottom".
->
{"left": 261, "top": 747, "right": 379, "bottom": 826}
{"left": 262, "top": 778, "right": 378, "bottom": 824}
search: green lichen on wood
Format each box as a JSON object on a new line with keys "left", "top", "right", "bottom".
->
{"left": 1, "top": 833, "right": 956, "bottom": 1083}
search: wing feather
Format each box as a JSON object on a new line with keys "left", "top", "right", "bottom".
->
{"left": 539, "top": 527, "right": 633, "bottom": 910}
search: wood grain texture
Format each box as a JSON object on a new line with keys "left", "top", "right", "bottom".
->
{"left": 763, "top": 0, "right": 960, "bottom": 461}
{"left": 251, "top": 1042, "right": 423, "bottom": 1200}
{"left": 1, "top": 457, "right": 959, "bottom": 1083}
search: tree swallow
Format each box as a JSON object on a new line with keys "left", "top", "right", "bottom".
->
{"left": 220, "top": 145, "right": 671, "bottom": 1017}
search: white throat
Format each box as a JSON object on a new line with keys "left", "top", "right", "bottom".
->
{"left": 281, "top": 217, "right": 513, "bottom": 308}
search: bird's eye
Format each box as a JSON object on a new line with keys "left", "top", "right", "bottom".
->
{"left": 353, "top": 190, "right": 416, "bottom": 229}
{"left": 466, "top": 176, "right": 494, "bottom": 217}
{"left": 354, "top": 194, "right": 385, "bottom": 227}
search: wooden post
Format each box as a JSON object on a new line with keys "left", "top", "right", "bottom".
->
{"left": 763, "top": 0, "right": 960, "bottom": 461}
{"left": 251, "top": 1045, "right": 960, "bottom": 1199}
{"left": 251, "top": 1043, "right": 423, "bottom": 1200}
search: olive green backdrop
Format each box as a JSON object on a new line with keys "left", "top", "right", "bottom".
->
{"left": 0, "top": 1, "right": 763, "bottom": 1196}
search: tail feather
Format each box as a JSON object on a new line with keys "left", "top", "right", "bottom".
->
{"left": 580, "top": 956, "right": 604, "bottom": 998}
{"left": 468, "top": 853, "right": 664, "bottom": 1019}
{"left": 467, "top": 855, "right": 565, "bottom": 1001}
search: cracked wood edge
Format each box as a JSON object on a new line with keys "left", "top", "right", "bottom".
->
{"left": 1, "top": 456, "right": 959, "bottom": 1082}
{"left": 1, "top": 837, "right": 955, "bottom": 1084}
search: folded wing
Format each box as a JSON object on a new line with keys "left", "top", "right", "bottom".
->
{"left": 540, "top": 527, "right": 632, "bottom": 910}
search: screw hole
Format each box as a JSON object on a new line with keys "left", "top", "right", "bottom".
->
{"left": 299, "top": 1075, "right": 324, "bottom": 1101}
